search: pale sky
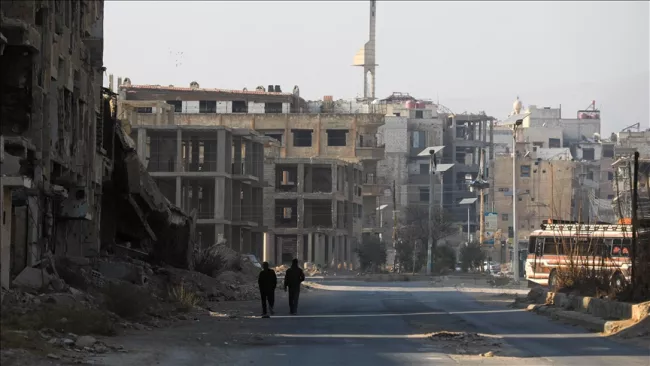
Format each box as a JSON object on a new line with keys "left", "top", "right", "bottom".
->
{"left": 104, "top": 1, "right": 649, "bottom": 135}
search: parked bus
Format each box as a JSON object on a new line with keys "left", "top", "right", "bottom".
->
{"left": 525, "top": 220, "right": 632, "bottom": 288}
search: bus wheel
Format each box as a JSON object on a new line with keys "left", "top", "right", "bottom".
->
{"left": 548, "top": 270, "right": 558, "bottom": 290}
{"left": 611, "top": 272, "right": 626, "bottom": 289}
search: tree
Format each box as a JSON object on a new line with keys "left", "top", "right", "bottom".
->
{"left": 395, "top": 206, "right": 457, "bottom": 273}
{"left": 433, "top": 245, "right": 456, "bottom": 274}
{"left": 459, "top": 241, "right": 485, "bottom": 272}
{"left": 355, "top": 235, "right": 387, "bottom": 273}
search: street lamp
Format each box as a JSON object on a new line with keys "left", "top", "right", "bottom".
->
{"left": 459, "top": 198, "right": 478, "bottom": 244}
{"left": 418, "top": 145, "right": 445, "bottom": 275}
{"left": 512, "top": 118, "right": 523, "bottom": 283}
{"left": 376, "top": 204, "right": 388, "bottom": 241}
{"left": 436, "top": 163, "right": 455, "bottom": 209}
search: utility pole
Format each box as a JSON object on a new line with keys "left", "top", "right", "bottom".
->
{"left": 479, "top": 148, "right": 485, "bottom": 246}
{"left": 392, "top": 180, "right": 397, "bottom": 248}
{"left": 512, "top": 119, "right": 523, "bottom": 283}
{"left": 427, "top": 149, "right": 437, "bottom": 276}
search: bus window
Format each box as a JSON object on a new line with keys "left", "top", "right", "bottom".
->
{"left": 528, "top": 237, "right": 536, "bottom": 253}
{"left": 543, "top": 238, "right": 564, "bottom": 255}
{"left": 613, "top": 239, "right": 631, "bottom": 257}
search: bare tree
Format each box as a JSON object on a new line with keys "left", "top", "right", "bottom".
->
{"left": 395, "top": 206, "right": 456, "bottom": 273}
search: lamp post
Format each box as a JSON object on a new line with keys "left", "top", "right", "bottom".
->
{"left": 418, "top": 146, "right": 445, "bottom": 276}
{"left": 512, "top": 119, "right": 523, "bottom": 283}
{"left": 459, "top": 198, "right": 478, "bottom": 244}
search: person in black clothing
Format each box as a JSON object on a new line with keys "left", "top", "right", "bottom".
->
{"left": 283, "top": 258, "right": 305, "bottom": 315}
{"left": 258, "top": 262, "right": 277, "bottom": 318}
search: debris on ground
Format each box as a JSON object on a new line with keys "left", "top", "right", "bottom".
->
{"left": 428, "top": 331, "right": 503, "bottom": 356}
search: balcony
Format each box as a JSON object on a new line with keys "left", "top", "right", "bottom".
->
{"left": 362, "top": 175, "right": 389, "bottom": 196}
{"left": 356, "top": 146, "right": 385, "bottom": 160}
{"left": 362, "top": 216, "right": 383, "bottom": 233}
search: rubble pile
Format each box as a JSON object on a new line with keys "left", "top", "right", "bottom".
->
{"left": 274, "top": 265, "right": 288, "bottom": 276}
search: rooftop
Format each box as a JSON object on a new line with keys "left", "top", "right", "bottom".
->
{"left": 122, "top": 84, "right": 294, "bottom": 97}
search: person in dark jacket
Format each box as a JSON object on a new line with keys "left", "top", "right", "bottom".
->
{"left": 258, "top": 262, "right": 277, "bottom": 318}
{"left": 283, "top": 258, "right": 305, "bottom": 315}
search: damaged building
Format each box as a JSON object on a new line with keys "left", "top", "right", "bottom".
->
{"left": 0, "top": 2, "right": 196, "bottom": 293}
{"left": 116, "top": 82, "right": 386, "bottom": 267}
{"left": 1, "top": 1, "right": 109, "bottom": 289}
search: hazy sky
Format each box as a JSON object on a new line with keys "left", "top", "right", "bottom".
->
{"left": 104, "top": 1, "right": 649, "bottom": 135}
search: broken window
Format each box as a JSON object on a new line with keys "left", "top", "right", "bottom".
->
{"left": 548, "top": 138, "right": 561, "bottom": 148}
{"left": 275, "top": 200, "right": 298, "bottom": 228}
{"left": 533, "top": 142, "right": 544, "bottom": 148}
{"left": 283, "top": 207, "right": 292, "bottom": 219}
{"left": 608, "top": 171, "right": 614, "bottom": 181}
{"left": 415, "top": 110, "right": 424, "bottom": 119}
{"left": 265, "top": 133, "right": 283, "bottom": 144}
{"left": 137, "top": 107, "right": 152, "bottom": 113}
{"left": 167, "top": 100, "right": 182, "bottom": 112}
{"left": 520, "top": 165, "right": 531, "bottom": 178}
{"left": 602, "top": 145, "right": 614, "bottom": 158}
{"left": 327, "top": 130, "right": 348, "bottom": 147}
{"left": 264, "top": 102, "right": 283, "bottom": 114}
{"left": 199, "top": 101, "right": 217, "bottom": 113}
{"left": 292, "top": 129, "right": 313, "bottom": 147}
{"left": 582, "top": 148, "right": 595, "bottom": 161}
{"left": 411, "top": 131, "right": 425, "bottom": 149}
{"left": 419, "top": 187, "right": 429, "bottom": 202}
{"left": 232, "top": 101, "right": 247, "bottom": 113}
{"left": 587, "top": 171, "right": 594, "bottom": 180}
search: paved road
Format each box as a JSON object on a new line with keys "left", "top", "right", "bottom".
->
{"left": 97, "top": 281, "right": 650, "bottom": 366}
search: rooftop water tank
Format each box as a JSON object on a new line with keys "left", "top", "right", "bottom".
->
{"left": 405, "top": 100, "right": 416, "bottom": 109}
{"left": 416, "top": 101, "right": 426, "bottom": 109}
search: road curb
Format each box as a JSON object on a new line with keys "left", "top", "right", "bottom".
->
{"left": 526, "top": 304, "right": 617, "bottom": 333}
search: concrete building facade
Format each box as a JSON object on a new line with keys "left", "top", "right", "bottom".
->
{"left": 117, "top": 82, "right": 385, "bottom": 265}
{"left": 376, "top": 93, "right": 444, "bottom": 247}
{"left": 1, "top": 1, "right": 110, "bottom": 289}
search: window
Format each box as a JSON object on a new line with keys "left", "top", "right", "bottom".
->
{"left": 498, "top": 187, "right": 510, "bottom": 192}
{"left": 415, "top": 110, "right": 424, "bottom": 119}
{"left": 264, "top": 102, "right": 283, "bottom": 114}
{"left": 419, "top": 187, "right": 429, "bottom": 202}
{"left": 199, "top": 101, "right": 216, "bottom": 113}
{"left": 419, "top": 164, "right": 429, "bottom": 175}
{"left": 265, "top": 133, "right": 283, "bottom": 144}
{"left": 502, "top": 213, "right": 509, "bottom": 221}
{"left": 520, "top": 165, "right": 531, "bottom": 177}
{"left": 412, "top": 131, "right": 424, "bottom": 148}
{"left": 166, "top": 100, "right": 182, "bottom": 112}
{"left": 607, "top": 194, "right": 615, "bottom": 200}
{"left": 292, "top": 129, "right": 313, "bottom": 147}
{"left": 232, "top": 101, "right": 247, "bottom": 113}
{"left": 608, "top": 171, "right": 614, "bottom": 181}
{"left": 137, "top": 107, "right": 152, "bottom": 113}
{"left": 548, "top": 138, "right": 561, "bottom": 148}
{"left": 326, "top": 129, "right": 348, "bottom": 146}
{"left": 582, "top": 148, "right": 595, "bottom": 161}
{"left": 587, "top": 171, "right": 594, "bottom": 180}
{"left": 533, "top": 142, "right": 544, "bottom": 148}
{"left": 602, "top": 145, "right": 614, "bottom": 158}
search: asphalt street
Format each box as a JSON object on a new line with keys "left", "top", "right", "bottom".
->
{"left": 226, "top": 281, "right": 650, "bottom": 366}
{"left": 95, "top": 281, "right": 650, "bottom": 366}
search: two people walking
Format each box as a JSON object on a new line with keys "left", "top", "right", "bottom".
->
{"left": 258, "top": 259, "right": 305, "bottom": 317}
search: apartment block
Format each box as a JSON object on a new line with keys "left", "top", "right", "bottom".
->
{"left": 263, "top": 139, "right": 363, "bottom": 267}
{"left": 1, "top": 1, "right": 110, "bottom": 288}
{"left": 376, "top": 93, "right": 444, "bottom": 246}
{"left": 117, "top": 82, "right": 385, "bottom": 264}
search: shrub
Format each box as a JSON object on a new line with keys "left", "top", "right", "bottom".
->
{"left": 167, "top": 282, "right": 201, "bottom": 312}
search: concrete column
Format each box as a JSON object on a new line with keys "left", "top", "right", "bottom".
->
{"left": 176, "top": 129, "right": 182, "bottom": 172}
{"left": 1, "top": 188, "right": 12, "bottom": 290}
{"left": 307, "top": 233, "right": 313, "bottom": 263}
{"left": 136, "top": 128, "right": 147, "bottom": 165}
{"left": 331, "top": 164, "right": 338, "bottom": 193}
{"left": 297, "top": 163, "right": 305, "bottom": 193}
{"left": 215, "top": 177, "right": 225, "bottom": 220}
{"left": 263, "top": 232, "right": 275, "bottom": 264}
{"left": 332, "top": 200, "right": 338, "bottom": 229}
{"left": 216, "top": 130, "right": 227, "bottom": 173}
{"left": 296, "top": 234, "right": 304, "bottom": 262}
{"left": 297, "top": 197, "right": 304, "bottom": 229}
{"left": 233, "top": 137, "right": 242, "bottom": 174}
